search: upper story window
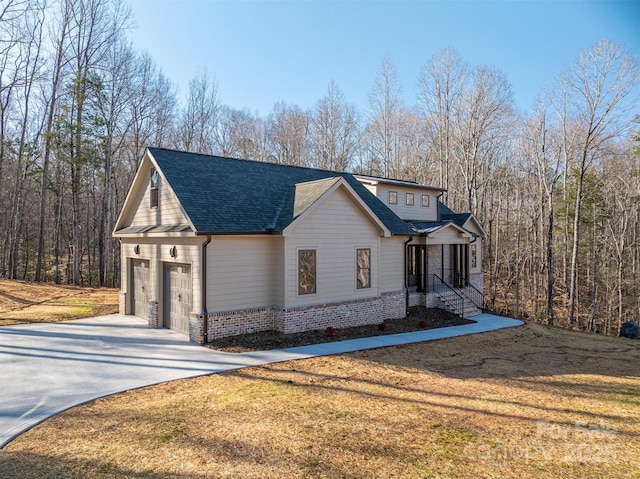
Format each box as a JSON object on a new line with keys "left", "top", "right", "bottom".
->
{"left": 389, "top": 191, "right": 398, "bottom": 205}
{"left": 356, "top": 248, "right": 371, "bottom": 289}
{"left": 150, "top": 167, "right": 159, "bottom": 208}
{"left": 298, "top": 249, "right": 316, "bottom": 295}
{"left": 406, "top": 192, "right": 414, "bottom": 206}
{"left": 422, "top": 194, "right": 430, "bottom": 207}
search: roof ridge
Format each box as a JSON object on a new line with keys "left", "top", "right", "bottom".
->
{"left": 148, "top": 147, "right": 353, "bottom": 176}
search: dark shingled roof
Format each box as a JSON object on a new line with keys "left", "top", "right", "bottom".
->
{"left": 148, "top": 148, "right": 412, "bottom": 235}
{"left": 438, "top": 202, "right": 472, "bottom": 227}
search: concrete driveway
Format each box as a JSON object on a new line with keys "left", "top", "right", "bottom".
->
{"left": 0, "top": 315, "right": 273, "bottom": 448}
{"left": 0, "top": 313, "right": 522, "bottom": 448}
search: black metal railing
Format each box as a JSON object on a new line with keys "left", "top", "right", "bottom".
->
{"left": 451, "top": 271, "right": 485, "bottom": 311}
{"left": 431, "top": 273, "right": 464, "bottom": 318}
{"left": 463, "top": 280, "right": 485, "bottom": 311}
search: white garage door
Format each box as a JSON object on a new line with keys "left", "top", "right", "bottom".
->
{"left": 131, "top": 259, "right": 150, "bottom": 319}
{"left": 164, "top": 263, "right": 192, "bottom": 335}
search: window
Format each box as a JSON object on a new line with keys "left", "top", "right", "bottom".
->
{"left": 471, "top": 244, "right": 477, "bottom": 269}
{"left": 150, "top": 167, "right": 159, "bottom": 208}
{"left": 389, "top": 191, "right": 398, "bottom": 205}
{"left": 406, "top": 192, "right": 414, "bottom": 206}
{"left": 356, "top": 248, "right": 371, "bottom": 289}
{"left": 298, "top": 250, "right": 316, "bottom": 294}
{"left": 421, "top": 194, "right": 430, "bottom": 207}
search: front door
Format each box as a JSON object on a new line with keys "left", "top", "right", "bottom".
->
{"left": 450, "top": 244, "right": 469, "bottom": 287}
{"left": 407, "top": 245, "right": 427, "bottom": 292}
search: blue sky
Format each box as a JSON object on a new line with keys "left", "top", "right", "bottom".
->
{"left": 128, "top": 0, "right": 640, "bottom": 116}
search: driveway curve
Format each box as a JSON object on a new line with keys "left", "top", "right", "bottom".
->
{"left": 0, "top": 313, "right": 522, "bottom": 448}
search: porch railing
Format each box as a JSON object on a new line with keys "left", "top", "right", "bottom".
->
{"left": 431, "top": 274, "right": 464, "bottom": 318}
{"left": 445, "top": 270, "right": 487, "bottom": 310}
{"left": 462, "top": 280, "right": 485, "bottom": 311}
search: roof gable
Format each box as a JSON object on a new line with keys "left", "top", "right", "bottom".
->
{"left": 293, "top": 177, "right": 342, "bottom": 218}
{"left": 144, "top": 148, "right": 411, "bottom": 235}
{"left": 283, "top": 177, "right": 391, "bottom": 237}
{"left": 113, "top": 152, "right": 194, "bottom": 236}
{"left": 438, "top": 201, "right": 486, "bottom": 238}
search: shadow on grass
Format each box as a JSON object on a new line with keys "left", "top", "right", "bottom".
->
{"left": 348, "top": 322, "right": 640, "bottom": 380}
{"left": 226, "top": 365, "right": 640, "bottom": 435}
{"left": 0, "top": 450, "right": 210, "bottom": 479}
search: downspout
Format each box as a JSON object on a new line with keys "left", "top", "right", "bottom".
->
{"left": 404, "top": 236, "right": 413, "bottom": 316}
{"left": 201, "top": 234, "right": 212, "bottom": 343}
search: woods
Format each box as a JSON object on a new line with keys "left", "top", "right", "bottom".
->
{"left": 1, "top": 0, "right": 639, "bottom": 335}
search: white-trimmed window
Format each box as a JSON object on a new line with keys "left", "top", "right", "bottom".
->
{"left": 356, "top": 248, "right": 371, "bottom": 289}
{"left": 298, "top": 249, "right": 316, "bottom": 294}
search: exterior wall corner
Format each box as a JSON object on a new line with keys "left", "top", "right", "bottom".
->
{"left": 119, "top": 291, "right": 127, "bottom": 315}
{"left": 189, "top": 312, "right": 205, "bottom": 344}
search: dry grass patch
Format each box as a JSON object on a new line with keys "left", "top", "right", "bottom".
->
{"left": 1, "top": 323, "right": 639, "bottom": 478}
{"left": 0, "top": 279, "right": 118, "bottom": 325}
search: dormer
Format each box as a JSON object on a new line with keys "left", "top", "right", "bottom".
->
{"left": 355, "top": 175, "right": 445, "bottom": 222}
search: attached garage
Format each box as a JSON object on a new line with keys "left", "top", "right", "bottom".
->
{"left": 114, "top": 147, "right": 484, "bottom": 344}
{"left": 163, "top": 263, "right": 192, "bottom": 335}
{"left": 131, "top": 259, "right": 150, "bottom": 320}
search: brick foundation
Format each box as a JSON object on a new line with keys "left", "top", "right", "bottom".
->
{"left": 189, "top": 312, "right": 205, "bottom": 344}
{"left": 148, "top": 300, "right": 159, "bottom": 328}
{"left": 408, "top": 292, "right": 426, "bottom": 307}
{"left": 204, "top": 290, "right": 406, "bottom": 341}
{"left": 207, "top": 306, "right": 277, "bottom": 340}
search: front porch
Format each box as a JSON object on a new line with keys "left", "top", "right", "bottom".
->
{"left": 404, "top": 214, "right": 486, "bottom": 319}
{"left": 408, "top": 270, "right": 484, "bottom": 318}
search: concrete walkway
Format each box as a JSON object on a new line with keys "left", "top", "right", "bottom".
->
{"left": 0, "top": 313, "right": 522, "bottom": 448}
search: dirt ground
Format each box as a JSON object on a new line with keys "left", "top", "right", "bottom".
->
{"left": 0, "top": 279, "right": 119, "bottom": 325}
{"left": 1, "top": 322, "right": 638, "bottom": 479}
{"left": 207, "top": 306, "right": 474, "bottom": 351}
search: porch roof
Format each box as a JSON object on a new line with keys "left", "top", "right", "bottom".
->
{"left": 407, "top": 220, "right": 473, "bottom": 242}
{"left": 407, "top": 221, "right": 450, "bottom": 234}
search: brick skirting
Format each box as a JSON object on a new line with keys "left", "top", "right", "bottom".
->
{"left": 199, "top": 290, "right": 407, "bottom": 343}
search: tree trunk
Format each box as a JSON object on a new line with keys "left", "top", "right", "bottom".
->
{"left": 546, "top": 194, "right": 555, "bottom": 325}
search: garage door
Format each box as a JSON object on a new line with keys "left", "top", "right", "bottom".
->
{"left": 164, "top": 263, "right": 192, "bottom": 335}
{"left": 131, "top": 259, "right": 150, "bottom": 319}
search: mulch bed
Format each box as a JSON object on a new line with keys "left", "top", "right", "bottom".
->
{"left": 205, "top": 306, "right": 475, "bottom": 352}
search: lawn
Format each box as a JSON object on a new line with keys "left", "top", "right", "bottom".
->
{"left": 1, "top": 322, "right": 639, "bottom": 478}
{"left": 0, "top": 279, "right": 119, "bottom": 325}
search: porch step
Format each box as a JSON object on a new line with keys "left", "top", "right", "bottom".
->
{"left": 462, "top": 305, "right": 482, "bottom": 318}
{"left": 438, "top": 298, "right": 481, "bottom": 318}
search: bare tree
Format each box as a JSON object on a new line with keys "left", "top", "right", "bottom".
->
{"left": 214, "top": 106, "right": 264, "bottom": 160}
{"left": 7, "top": 0, "right": 46, "bottom": 279}
{"left": 94, "top": 37, "right": 134, "bottom": 286}
{"left": 63, "top": 0, "right": 130, "bottom": 285}
{"left": 525, "top": 100, "right": 563, "bottom": 324}
{"left": 35, "top": 0, "right": 73, "bottom": 282}
{"left": 418, "top": 47, "right": 466, "bottom": 202}
{"left": 366, "top": 55, "right": 403, "bottom": 177}
{"left": 310, "top": 80, "right": 359, "bottom": 171}
{"left": 266, "top": 101, "right": 310, "bottom": 166}
{"left": 175, "top": 68, "right": 220, "bottom": 154}
{"left": 453, "top": 66, "right": 514, "bottom": 215}
{"left": 556, "top": 40, "right": 640, "bottom": 326}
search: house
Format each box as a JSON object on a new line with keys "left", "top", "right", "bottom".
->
{"left": 113, "top": 148, "right": 486, "bottom": 343}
